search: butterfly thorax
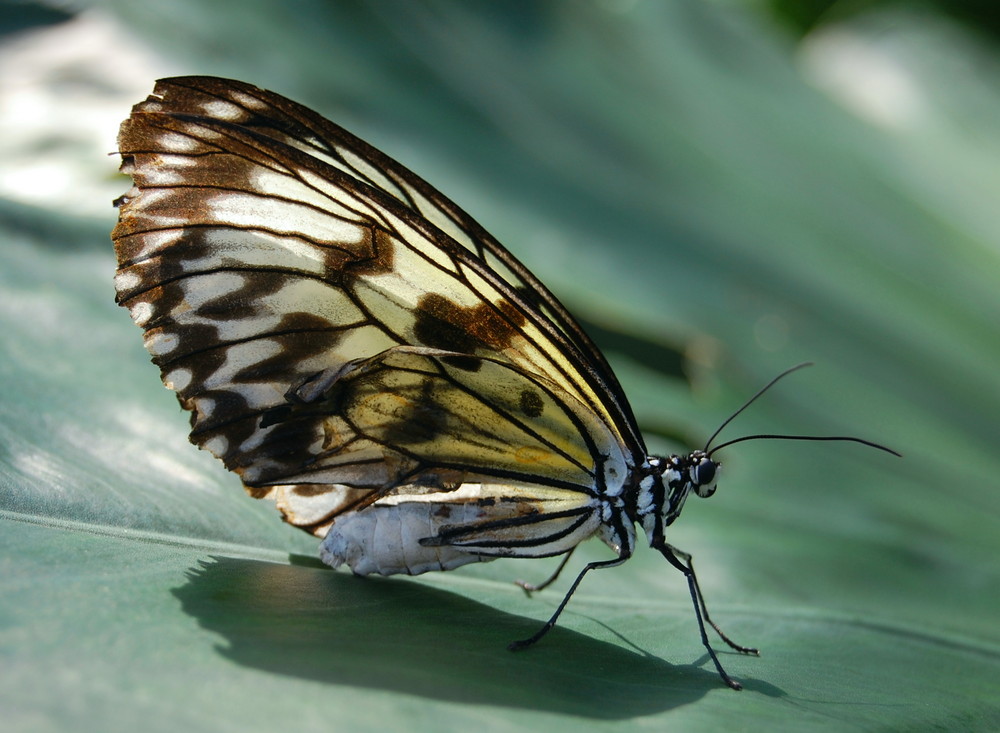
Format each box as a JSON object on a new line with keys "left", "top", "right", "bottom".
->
{"left": 633, "top": 452, "right": 721, "bottom": 546}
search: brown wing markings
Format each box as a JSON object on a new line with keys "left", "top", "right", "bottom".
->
{"left": 201, "top": 74, "right": 645, "bottom": 458}
{"left": 155, "top": 77, "right": 423, "bottom": 210}
{"left": 132, "top": 81, "right": 621, "bottom": 421}
{"left": 116, "top": 123, "right": 472, "bottom": 298}
{"left": 114, "top": 224, "right": 360, "bottom": 272}
{"left": 143, "top": 77, "right": 617, "bottom": 365}
{"left": 118, "top": 265, "right": 351, "bottom": 314}
{"left": 438, "top": 250, "right": 623, "bottom": 439}
{"left": 400, "top": 274, "right": 616, "bottom": 453}
{"left": 150, "top": 317, "right": 367, "bottom": 371}
{"left": 410, "top": 292, "right": 525, "bottom": 369}
{"left": 331, "top": 350, "right": 601, "bottom": 486}
{"left": 162, "top": 112, "right": 431, "bottom": 239}
{"left": 114, "top": 78, "right": 644, "bottom": 542}
{"left": 389, "top": 166, "right": 644, "bottom": 455}
{"left": 242, "top": 347, "right": 604, "bottom": 496}
{"left": 153, "top": 79, "right": 496, "bottom": 264}
{"left": 117, "top": 266, "right": 399, "bottom": 374}
{"left": 125, "top": 83, "right": 620, "bottom": 443}
{"left": 115, "top": 194, "right": 370, "bottom": 253}
{"left": 144, "top": 78, "right": 335, "bottom": 151}
{"left": 340, "top": 226, "right": 465, "bottom": 287}
{"left": 119, "top": 112, "right": 393, "bottom": 235}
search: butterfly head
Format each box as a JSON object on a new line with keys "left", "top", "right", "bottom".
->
{"left": 635, "top": 451, "right": 721, "bottom": 543}
{"left": 686, "top": 450, "right": 721, "bottom": 498}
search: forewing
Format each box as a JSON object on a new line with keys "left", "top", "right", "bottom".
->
{"left": 112, "top": 76, "right": 637, "bottom": 533}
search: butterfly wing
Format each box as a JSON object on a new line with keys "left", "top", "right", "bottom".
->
{"left": 265, "top": 346, "right": 623, "bottom": 548}
{"left": 112, "top": 76, "right": 640, "bottom": 545}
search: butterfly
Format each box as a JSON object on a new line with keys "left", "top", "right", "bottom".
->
{"left": 112, "top": 76, "right": 896, "bottom": 690}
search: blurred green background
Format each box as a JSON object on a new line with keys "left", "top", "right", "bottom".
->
{"left": 1, "top": 1, "right": 998, "bottom": 730}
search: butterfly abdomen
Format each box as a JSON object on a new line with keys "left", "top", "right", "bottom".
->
{"left": 319, "top": 482, "right": 606, "bottom": 575}
{"left": 319, "top": 494, "right": 493, "bottom": 576}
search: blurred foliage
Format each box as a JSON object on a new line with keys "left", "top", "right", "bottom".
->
{"left": 761, "top": 0, "right": 1000, "bottom": 40}
{"left": 2, "top": 0, "right": 999, "bottom": 731}
{"left": 0, "top": 0, "right": 73, "bottom": 39}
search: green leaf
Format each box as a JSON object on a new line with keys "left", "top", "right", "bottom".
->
{"left": 3, "top": 2, "right": 999, "bottom": 731}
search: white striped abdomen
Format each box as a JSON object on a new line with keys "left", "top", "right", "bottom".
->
{"left": 319, "top": 483, "right": 603, "bottom": 576}
{"left": 319, "top": 492, "right": 493, "bottom": 575}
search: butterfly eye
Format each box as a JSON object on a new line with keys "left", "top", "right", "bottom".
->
{"left": 693, "top": 458, "right": 719, "bottom": 497}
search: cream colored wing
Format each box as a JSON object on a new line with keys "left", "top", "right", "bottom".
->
{"left": 112, "top": 76, "right": 639, "bottom": 538}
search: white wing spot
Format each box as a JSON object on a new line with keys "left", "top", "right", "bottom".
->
{"left": 145, "top": 330, "right": 180, "bottom": 356}
{"left": 202, "top": 100, "right": 243, "bottom": 121}
{"left": 207, "top": 339, "right": 284, "bottom": 386}
{"left": 114, "top": 270, "right": 141, "bottom": 291}
{"left": 194, "top": 396, "right": 216, "bottom": 418}
{"left": 202, "top": 435, "right": 229, "bottom": 457}
{"left": 130, "top": 301, "right": 153, "bottom": 326}
{"left": 165, "top": 368, "right": 192, "bottom": 391}
{"left": 181, "top": 272, "right": 247, "bottom": 308}
{"left": 158, "top": 132, "right": 200, "bottom": 153}
{"left": 140, "top": 158, "right": 200, "bottom": 186}
{"left": 231, "top": 91, "right": 266, "bottom": 110}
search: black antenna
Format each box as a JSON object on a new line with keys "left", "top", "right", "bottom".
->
{"left": 708, "top": 433, "right": 901, "bottom": 457}
{"left": 702, "top": 362, "right": 813, "bottom": 452}
{"left": 702, "top": 363, "right": 901, "bottom": 458}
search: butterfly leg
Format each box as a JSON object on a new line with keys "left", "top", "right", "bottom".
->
{"left": 508, "top": 555, "right": 627, "bottom": 651}
{"left": 515, "top": 548, "right": 576, "bottom": 595}
{"left": 656, "top": 541, "right": 757, "bottom": 690}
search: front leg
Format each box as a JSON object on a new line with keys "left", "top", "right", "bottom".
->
{"left": 655, "top": 541, "right": 758, "bottom": 690}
